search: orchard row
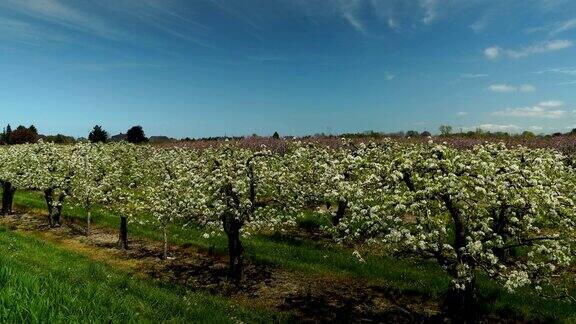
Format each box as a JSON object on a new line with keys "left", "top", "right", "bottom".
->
{"left": 0, "top": 140, "right": 574, "bottom": 311}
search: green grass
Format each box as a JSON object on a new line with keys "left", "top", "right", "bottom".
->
{"left": 13, "top": 190, "right": 451, "bottom": 295}
{"left": 0, "top": 228, "right": 286, "bottom": 323}
{"left": 10, "top": 190, "right": 576, "bottom": 322}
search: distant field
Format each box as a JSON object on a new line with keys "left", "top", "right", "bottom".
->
{"left": 162, "top": 134, "right": 576, "bottom": 155}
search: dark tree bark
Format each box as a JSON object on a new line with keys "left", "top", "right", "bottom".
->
{"left": 217, "top": 152, "right": 266, "bottom": 282}
{"left": 44, "top": 188, "right": 55, "bottom": 227}
{"left": 440, "top": 194, "right": 479, "bottom": 320}
{"left": 331, "top": 199, "right": 347, "bottom": 226}
{"left": 43, "top": 188, "right": 63, "bottom": 227}
{"left": 162, "top": 227, "right": 168, "bottom": 260}
{"left": 443, "top": 277, "right": 480, "bottom": 322}
{"left": 53, "top": 192, "right": 65, "bottom": 227}
{"left": 1, "top": 181, "right": 16, "bottom": 215}
{"left": 118, "top": 216, "right": 128, "bottom": 250}
{"left": 222, "top": 212, "right": 244, "bottom": 282}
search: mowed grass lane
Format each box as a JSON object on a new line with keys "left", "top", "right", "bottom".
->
{"left": 0, "top": 228, "right": 285, "bottom": 323}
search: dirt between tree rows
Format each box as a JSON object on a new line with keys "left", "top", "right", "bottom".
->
{"left": 0, "top": 212, "right": 525, "bottom": 323}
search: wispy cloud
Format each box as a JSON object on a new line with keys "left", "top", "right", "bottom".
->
{"left": 491, "top": 100, "right": 569, "bottom": 118}
{"left": 557, "top": 80, "right": 576, "bottom": 85}
{"left": 485, "top": 39, "right": 573, "bottom": 59}
{"left": 550, "top": 18, "right": 576, "bottom": 35}
{"left": 534, "top": 68, "right": 576, "bottom": 76}
{"left": 461, "top": 73, "right": 489, "bottom": 78}
{"left": 0, "top": 0, "right": 215, "bottom": 49}
{"left": 65, "top": 62, "right": 168, "bottom": 72}
{"left": 0, "top": 0, "right": 124, "bottom": 41}
{"left": 420, "top": 0, "right": 437, "bottom": 25}
{"left": 0, "top": 16, "right": 70, "bottom": 45}
{"left": 456, "top": 111, "right": 468, "bottom": 116}
{"left": 508, "top": 39, "right": 572, "bottom": 58}
{"left": 342, "top": 12, "right": 366, "bottom": 34}
{"left": 488, "top": 84, "right": 535, "bottom": 93}
{"left": 527, "top": 18, "right": 576, "bottom": 36}
{"left": 469, "top": 19, "right": 486, "bottom": 34}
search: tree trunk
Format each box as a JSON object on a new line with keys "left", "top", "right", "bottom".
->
{"left": 162, "top": 227, "right": 168, "bottom": 260}
{"left": 331, "top": 199, "right": 347, "bottom": 226}
{"left": 118, "top": 216, "right": 128, "bottom": 250}
{"left": 1, "top": 182, "right": 16, "bottom": 215}
{"left": 86, "top": 210, "right": 91, "bottom": 236}
{"left": 222, "top": 213, "right": 244, "bottom": 282}
{"left": 440, "top": 194, "right": 480, "bottom": 320}
{"left": 443, "top": 276, "right": 479, "bottom": 322}
{"left": 44, "top": 189, "right": 54, "bottom": 227}
{"left": 52, "top": 193, "right": 65, "bottom": 227}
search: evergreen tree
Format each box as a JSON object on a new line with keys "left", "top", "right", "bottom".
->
{"left": 88, "top": 125, "right": 109, "bottom": 143}
{"left": 4, "top": 124, "right": 12, "bottom": 144}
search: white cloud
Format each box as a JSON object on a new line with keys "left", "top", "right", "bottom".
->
{"left": 508, "top": 39, "right": 573, "bottom": 58}
{"left": 456, "top": 111, "right": 468, "bottom": 116}
{"left": 519, "top": 84, "right": 536, "bottom": 92}
{"left": 384, "top": 71, "right": 395, "bottom": 80}
{"left": 488, "top": 84, "right": 536, "bottom": 93}
{"left": 488, "top": 84, "right": 516, "bottom": 92}
{"left": 484, "top": 46, "right": 501, "bottom": 59}
{"left": 464, "top": 124, "right": 545, "bottom": 133}
{"left": 485, "top": 40, "right": 573, "bottom": 60}
{"left": 472, "top": 124, "right": 521, "bottom": 132}
{"left": 538, "top": 100, "right": 563, "bottom": 107}
{"left": 491, "top": 100, "right": 569, "bottom": 118}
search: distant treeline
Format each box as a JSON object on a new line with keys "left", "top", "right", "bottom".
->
{"left": 2, "top": 123, "right": 576, "bottom": 146}
{"left": 341, "top": 125, "right": 576, "bottom": 140}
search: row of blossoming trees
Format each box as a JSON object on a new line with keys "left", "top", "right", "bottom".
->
{"left": 0, "top": 140, "right": 574, "bottom": 312}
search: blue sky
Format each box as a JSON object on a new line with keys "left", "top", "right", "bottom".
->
{"left": 1, "top": 0, "right": 576, "bottom": 138}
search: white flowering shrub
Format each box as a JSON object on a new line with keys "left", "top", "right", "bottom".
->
{"left": 336, "top": 142, "right": 576, "bottom": 311}
{"left": 190, "top": 145, "right": 297, "bottom": 280}
{"left": 139, "top": 147, "right": 200, "bottom": 258}
{"left": 16, "top": 142, "right": 74, "bottom": 226}
{"left": 68, "top": 143, "right": 118, "bottom": 234}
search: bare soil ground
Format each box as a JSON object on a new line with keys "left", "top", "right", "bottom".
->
{"left": 0, "top": 212, "right": 525, "bottom": 323}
